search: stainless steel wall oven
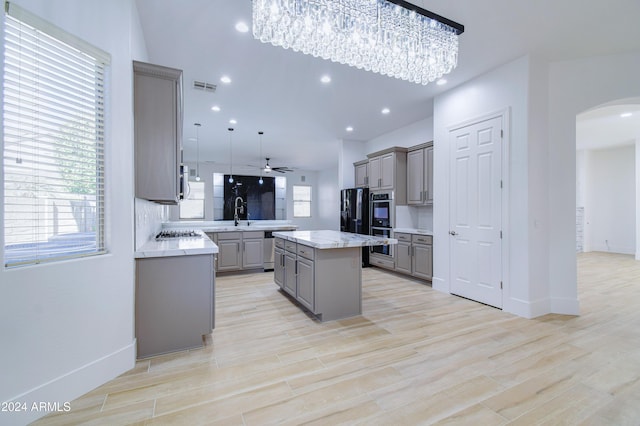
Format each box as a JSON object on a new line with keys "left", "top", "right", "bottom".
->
{"left": 370, "top": 191, "right": 394, "bottom": 258}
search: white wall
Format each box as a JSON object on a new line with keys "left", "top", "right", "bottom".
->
{"left": 548, "top": 51, "right": 640, "bottom": 312}
{"left": 339, "top": 139, "right": 368, "bottom": 189}
{"left": 316, "top": 166, "right": 340, "bottom": 230}
{"left": 583, "top": 145, "right": 636, "bottom": 254}
{"left": 433, "top": 56, "right": 537, "bottom": 317}
{"left": 0, "top": 1, "right": 143, "bottom": 424}
{"left": 365, "top": 116, "right": 433, "bottom": 153}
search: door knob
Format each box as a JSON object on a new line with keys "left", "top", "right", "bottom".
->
{"left": 449, "top": 231, "right": 458, "bottom": 236}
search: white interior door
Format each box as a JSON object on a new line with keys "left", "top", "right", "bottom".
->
{"left": 449, "top": 116, "right": 503, "bottom": 308}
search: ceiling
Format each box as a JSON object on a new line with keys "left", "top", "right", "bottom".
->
{"left": 134, "top": 0, "right": 640, "bottom": 172}
{"left": 577, "top": 101, "right": 640, "bottom": 151}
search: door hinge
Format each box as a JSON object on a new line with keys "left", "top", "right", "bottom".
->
{"left": 500, "top": 180, "right": 503, "bottom": 189}
{"left": 500, "top": 230, "right": 503, "bottom": 239}
{"left": 501, "top": 129, "right": 504, "bottom": 138}
{"left": 500, "top": 281, "right": 503, "bottom": 289}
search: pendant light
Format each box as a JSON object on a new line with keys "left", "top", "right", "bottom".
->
{"left": 228, "top": 127, "right": 234, "bottom": 183}
{"left": 258, "top": 131, "right": 264, "bottom": 185}
{"left": 194, "top": 123, "right": 201, "bottom": 181}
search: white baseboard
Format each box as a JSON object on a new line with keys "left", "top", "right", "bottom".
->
{"left": 550, "top": 297, "right": 580, "bottom": 316}
{"left": 3, "top": 340, "right": 136, "bottom": 426}
{"left": 431, "top": 276, "right": 449, "bottom": 294}
{"left": 505, "top": 296, "right": 580, "bottom": 319}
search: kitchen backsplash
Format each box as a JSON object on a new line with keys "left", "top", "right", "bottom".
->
{"left": 395, "top": 205, "right": 433, "bottom": 231}
{"left": 135, "top": 198, "right": 168, "bottom": 250}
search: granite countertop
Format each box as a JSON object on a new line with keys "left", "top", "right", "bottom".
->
{"left": 135, "top": 233, "right": 219, "bottom": 259}
{"left": 163, "top": 221, "right": 298, "bottom": 233}
{"left": 273, "top": 230, "right": 398, "bottom": 249}
{"left": 394, "top": 228, "right": 434, "bottom": 236}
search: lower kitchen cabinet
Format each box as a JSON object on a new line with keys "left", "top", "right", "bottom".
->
{"left": 274, "top": 244, "right": 285, "bottom": 288}
{"left": 284, "top": 250, "right": 297, "bottom": 297}
{"left": 391, "top": 232, "right": 433, "bottom": 281}
{"left": 208, "top": 231, "right": 264, "bottom": 272}
{"left": 412, "top": 235, "right": 433, "bottom": 280}
{"left": 135, "top": 254, "right": 215, "bottom": 358}
{"left": 296, "top": 256, "right": 314, "bottom": 311}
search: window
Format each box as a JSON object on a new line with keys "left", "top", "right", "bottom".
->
{"left": 179, "top": 180, "right": 205, "bottom": 219}
{"left": 3, "top": 3, "right": 110, "bottom": 267}
{"left": 292, "top": 185, "right": 311, "bottom": 218}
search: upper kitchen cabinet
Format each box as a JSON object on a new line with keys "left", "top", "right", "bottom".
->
{"left": 133, "top": 61, "right": 184, "bottom": 204}
{"left": 367, "top": 147, "right": 407, "bottom": 204}
{"left": 354, "top": 159, "right": 369, "bottom": 187}
{"left": 407, "top": 142, "right": 434, "bottom": 205}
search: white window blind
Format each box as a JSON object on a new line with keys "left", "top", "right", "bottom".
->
{"left": 292, "top": 185, "right": 311, "bottom": 218}
{"left": 3, "top": 2, "right": 110, "bottom": 267}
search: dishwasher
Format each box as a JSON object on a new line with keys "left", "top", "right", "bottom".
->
{"left": 263, "top": 231, "right": 275, "bottom": 271}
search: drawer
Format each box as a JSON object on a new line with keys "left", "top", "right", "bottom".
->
{"left": 296, "top": 244, "right": 315, "bottom": 260}
{"left": 370, "top": 256, "right": 395, "bottom": 269}
{"left": 284, "top": 241, "right": 297, "bottom": 252}
{"left": 217, "top": 232, "right": 242, "bottom": 240}
{"left": 205, "top": 232, "right": 216, "bottom": 241}
{"left": 274, "top": 238, "right": 285, "bottom": 249}
{"left": 395, "top": 232, "right": 411, "bottom": 242}
{"left": 243, "top": 230, "right": 263, "bottom": 239}
{"left": 412, "top": 234, "right": 432, "bottom": 245}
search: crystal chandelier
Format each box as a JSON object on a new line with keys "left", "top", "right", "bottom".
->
{"left": 252, "top": 0, "right": 464, "bottom": 85}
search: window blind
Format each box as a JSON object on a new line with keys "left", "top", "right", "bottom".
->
{"left": 3, "top": 2, "right": 110, "bottom": 267}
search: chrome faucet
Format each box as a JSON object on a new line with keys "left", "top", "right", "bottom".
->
{"left": 234, "top": 196, "right": 245, "bottom": 226}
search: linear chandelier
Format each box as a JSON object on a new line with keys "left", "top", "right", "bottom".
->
{"left": 252, "top": 0, "right": 464, "bottom": 85}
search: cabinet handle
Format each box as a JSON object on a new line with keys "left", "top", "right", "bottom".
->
{"left": 408, "top": 245, "right": 411, "bottom": 256}
{"left": 295, "top": 260, "right": 298, "bottom": 275}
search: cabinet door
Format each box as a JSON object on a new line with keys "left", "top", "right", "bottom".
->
{"left": 274, "top": 247, "right": 285, "bottom": 288}
{"left": 368, "top": 156, "right": 381, "bottom": 189}
{"left": 284, "top": 252, "right": 297, "bottom": 297}
{"left": 412, "top": 243, "right": 433, "bottom": 280}
{"left": 133, "top": 62, "right": 182, "bottom": 204}
{"left": 395, "top": 241, "right": 412, "bottom": 275}
{"left": 296, "top": 257, "right": 315, "bottom": 312}
{"left": 379, "top": 152, "right": 395, "bottom": 189}
{"left": 407, "top": 149, "right": 425, "bottom": 205}
{"left": 425, "top": 145, "right": 434, "bottom": 204}
{"left": 242, "top": 238, "right": 264, "bottom": 269}
{"left": 216, "top": 240, "right": 241, "bottom": 271}
{"left": 355, "top": 162, "right": 369, "bottom": 187}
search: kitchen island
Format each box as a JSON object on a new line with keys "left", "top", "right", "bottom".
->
{"left": 273, "top": 230, "right": 397, "bottom": 321}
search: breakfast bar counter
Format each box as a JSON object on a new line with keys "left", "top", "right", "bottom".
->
{"left": 272, "top": 230, "right": 397, "bottom": 321}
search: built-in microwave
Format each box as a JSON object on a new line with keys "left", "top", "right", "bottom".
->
{"left": 371, "top": 226, "right": 393, "bottom": 257}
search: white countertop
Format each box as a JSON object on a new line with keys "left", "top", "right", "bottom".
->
{"left": 394, "top": 228, "right": 433, "bottom": 236}
{"left": 135, "top": 234, "right": 218, "bottom": 259}
{"left": 273, "top": 230, "right": 398, "bottom": 249}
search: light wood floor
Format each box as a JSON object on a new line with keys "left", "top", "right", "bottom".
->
{"left": 33, "top": 252, "right": 640, "bottom": 425}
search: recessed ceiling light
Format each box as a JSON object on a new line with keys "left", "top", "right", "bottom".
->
{"left": 220, "top": 75, "right": 232, "bottom": 84}
{"left": 320, "top": 75, "right": 331, "bottom": 84}
{"left": 436, "top": 78, "right": 447, "bottom": 85}
{"left": 346, "top": 126, "right": 354, "bottom": 132}
{"left": 621, "top": 112, "right": 633, "bottom": 118}
{"left": 211, "top": 105, "right": 221, "bottom": 112}
{"left": 235, "top": 22, "right": 249, "bottom": 33}
{"left": 229, "top": 119, "right": 237, "bottom": 124}
{"left": 381, "top": 108, "right": 390, "bottom": 115}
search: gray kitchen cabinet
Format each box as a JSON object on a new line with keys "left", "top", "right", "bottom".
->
{"left": 367, "top": 147, "right": 407, "bottom": 204}
{"left": 133, "top": 61, "right": 184, "bottom": 204}
{"left": 407, "top": 142, "right": 434, "bottom": 205}
{"left": 411, "top": 234, "right": 433, "bottom": 280}
{"left": 284, "top": 250, "right": 297, "bottom": 297}
{"left": 296, "top": 256, "right": 315, "bottom": 311}
{"left": 135, "top": 253, "right": 214, "bottom": 358}
{"left": 274, "top": 238, "right": 285, "bottom": 288}
{"left": 242, "top": 231, "right": 264, "bottom": 269}
{"left": 215, "top": 232, "right": 242, "bottom": 271}
{"left": 211, "top": 231, "right": 265, "bottom": 272}
{"left": 354, "top": 159, "right": 369, "bottom": 187}
{"left": 394, "top": 233, "right": 412, "bottom": 275}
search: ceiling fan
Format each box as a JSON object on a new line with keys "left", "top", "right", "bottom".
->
{"left": 262, "top": 157, "right": 293, "bottom": 174}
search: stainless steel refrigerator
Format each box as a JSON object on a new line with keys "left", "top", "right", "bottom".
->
{"left": 340, "top": 187, "right": 370, "bottom": 266}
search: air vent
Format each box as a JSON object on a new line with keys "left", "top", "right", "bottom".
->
{"left": 193, "top": 80, "right": 217, "bottom": 92}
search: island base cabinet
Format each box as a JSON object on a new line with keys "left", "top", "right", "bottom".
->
{"left": 296, "top": 257, "right": 314, "bottom": 311}
{"left": 283, "top": 251, "right": 297, "bottom": 298}
{"left": 274, "top": 246, "right": 285, "bottom": 288}
{"left": 313, "top": 247, "right": 362, "bottom": 321}
{"left": 135, "top": 254, "right": 214, "bottom": 359}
